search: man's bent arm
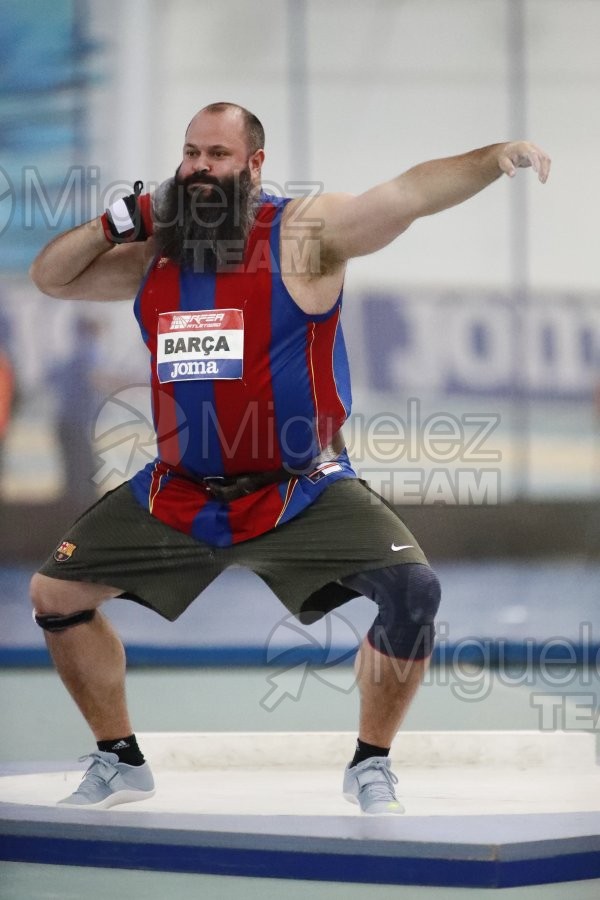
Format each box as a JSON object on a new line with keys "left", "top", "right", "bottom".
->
{"left": 316, "top": 141, "right": 551, "bottom": 263}
{"left": 30, "top": 217, "right": 150, "bottom": 301}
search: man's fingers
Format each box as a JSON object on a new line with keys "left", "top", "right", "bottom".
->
{"left": 524, "top": 148, "right": 551, "bottom": 183}
{"left": 500, "top": 142, "right": 551, "bottom": 183}
{"left": 498, "top": 155, "right": 517, "bottom": 178}
{"left": 537, "top": 151, "right": 551, "bottom": 183}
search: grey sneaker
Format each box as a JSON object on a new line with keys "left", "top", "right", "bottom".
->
{"left": 58, "top": 751, "right": 155, "bottom": 809}
{"left": 343, "top": 756, "right": 405, "bottom": 815}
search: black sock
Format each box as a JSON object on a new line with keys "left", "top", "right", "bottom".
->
{"left": 97, "top": 734, "right": 145, "bottom": 767}
{"left": 350, "top": 738, "right": 390, "bottom": 768}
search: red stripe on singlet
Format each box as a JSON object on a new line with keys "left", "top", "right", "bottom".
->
{"left": 306, "top": 306, "right": 346, "bottom": 448}
{"left": 138, "top": 260, "right": 184, "bottom": 468}
{"left": 140, "top": 260, "right": 211, "bottom": 530}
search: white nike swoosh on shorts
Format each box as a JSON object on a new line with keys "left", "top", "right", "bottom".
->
{"left": 391, "top": 544, "right": 414, "bottom": 552}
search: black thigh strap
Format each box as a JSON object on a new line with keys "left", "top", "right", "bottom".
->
{"left": 34, "top": 609, "right": 96, "bottom": 632}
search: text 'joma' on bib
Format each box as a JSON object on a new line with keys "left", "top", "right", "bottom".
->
{"left": 157, "top": 309, "right": 244, "bottom": 383}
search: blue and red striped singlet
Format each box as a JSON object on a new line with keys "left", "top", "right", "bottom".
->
{"left": 128, "top": 193, "right": 356, "bottom": 546}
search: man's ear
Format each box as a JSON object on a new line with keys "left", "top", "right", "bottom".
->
{"left": 249, "top": 149, "right": 265, "bottom": 180}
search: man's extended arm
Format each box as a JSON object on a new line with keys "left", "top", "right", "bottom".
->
{"left": 315, "top": 141, "right": 551, "bottom": 263}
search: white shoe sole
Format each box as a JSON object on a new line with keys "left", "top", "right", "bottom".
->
{"left": 59, "top": 788, "right": 156, "bottom": 810}
{"left": 343, "top": 789, "right": 404, "bottom": 815}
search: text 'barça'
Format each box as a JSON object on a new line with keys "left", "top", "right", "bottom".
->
{"left": 157, "top": 308, "right": 244, "bottom": 383}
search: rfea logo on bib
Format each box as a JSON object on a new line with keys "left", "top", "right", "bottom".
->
{"left": 157, "top": 309, "right": 244, "bottom": 383}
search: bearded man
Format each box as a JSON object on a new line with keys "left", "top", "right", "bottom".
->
{"left": 29, "top": 102, "right": 550, "bottom": 813}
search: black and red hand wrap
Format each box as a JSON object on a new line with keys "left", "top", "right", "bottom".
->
{"left": 101, "top": 181, "right": 154, "bottom": 243}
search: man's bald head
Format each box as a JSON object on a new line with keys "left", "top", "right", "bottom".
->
{"left": 187, "top": 102, "right": 265, "bottom": 156}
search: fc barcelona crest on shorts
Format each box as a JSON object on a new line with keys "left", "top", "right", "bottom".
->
{"left": 54, "top": 541, "right": 77, "bottom": 563}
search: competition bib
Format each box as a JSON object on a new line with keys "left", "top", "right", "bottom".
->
{"left": 157, "top": 309, "right": 244, "bottom": 383}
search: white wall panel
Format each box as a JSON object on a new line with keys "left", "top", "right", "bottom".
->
{"left": 92, "top": 0, "right": 598, "bottom": 290}
{"left": 526, "top": 0, "right": 600, "bottom": 289}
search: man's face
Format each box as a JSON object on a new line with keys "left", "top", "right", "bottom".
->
{"left": 177, "top": 109, "right": 262, "bottom": 191}
{"left": 152, "top": 109, "right": 263, "bottom": 272}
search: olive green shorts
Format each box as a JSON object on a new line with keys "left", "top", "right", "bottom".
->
{"left": 38, "top": 478, "right": 428, "bottom": 621}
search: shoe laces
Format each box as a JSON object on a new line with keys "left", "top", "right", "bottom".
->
{"left": 77, "top": 752, "right": 119, "bottom": 789}
{"left": 359, "top": 759, "right": 399, "bottom": 803}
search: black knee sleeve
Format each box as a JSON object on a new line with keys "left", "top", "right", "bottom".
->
{"left": 341, "top": 563, "right": 441, "bottom": 659}
{"left": 34, "top": 609, "right": 96, "bottom": 632}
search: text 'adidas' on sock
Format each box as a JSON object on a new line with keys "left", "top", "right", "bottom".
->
{"left": 97, "top": 734, "right": 145, "bottom": 767}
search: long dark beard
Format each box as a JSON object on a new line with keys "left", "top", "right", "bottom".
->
{"left": 153, "top": 168, "right": 257, "bottom": 272}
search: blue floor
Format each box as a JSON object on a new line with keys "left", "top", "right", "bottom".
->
{"left": 1, "top": 794, "right": 599, "bottom": 888}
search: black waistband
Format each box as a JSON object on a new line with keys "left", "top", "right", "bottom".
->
{"left": 195, "top": 431, "right": 346, "bottom": 503}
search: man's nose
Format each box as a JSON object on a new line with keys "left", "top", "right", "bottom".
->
{"left": 191, "top": 155, "right": 210, "bottom": 174}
